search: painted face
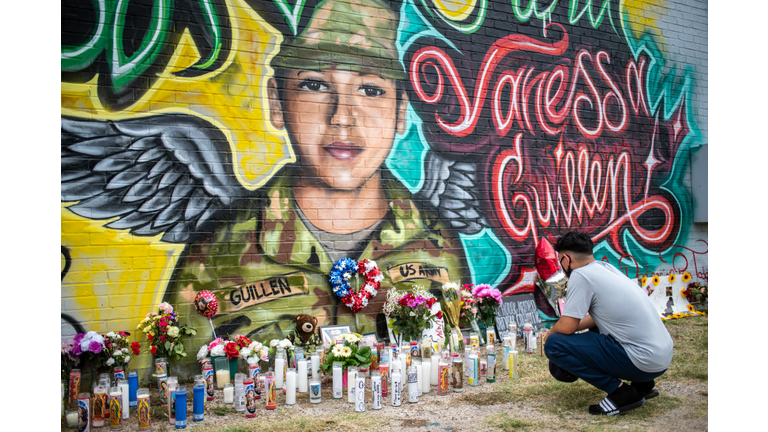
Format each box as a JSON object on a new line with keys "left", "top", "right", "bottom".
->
{"left": 270, "top": 68, "right": 407, "bottom": 190}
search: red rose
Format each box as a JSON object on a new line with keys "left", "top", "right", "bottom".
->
{"left": 436, "top": 311, "right": 443, "bottom": 320}
{"left": 147, "top": 334, "right": 153, "bottom": 341}
{"left": 159, "top": 335, "right": 166, "bottom": 342}
{"left": 224, "top": 341, "right": 239, "bottom": 359}
{"left": 150, "top": 346, "right": 157, "bottom": 355}
{"left": 131, "top": 342, "right": 141, "bottom": 355}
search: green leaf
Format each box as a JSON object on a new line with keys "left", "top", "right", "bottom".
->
{"left": 165, "top": 342, "right": 171, "bottom": 351}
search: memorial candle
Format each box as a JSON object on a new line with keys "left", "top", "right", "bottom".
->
{"left": 118, "top": 382, "right": 129, "bottom": 419}
{"left": 285, "top": 368, "right": 296, "bottom": 405}
{"left": 430, "top": 354, "right": 439, "bottom": 386}
{"left": 437, "top": 360, "right": 450, "bottom": 395}
{"left": 77, "top": 393, "right": 91, "bottom": 432}
{"left": 137, "top": 388, "right": 151, "bottom": 432}
{"left": 216, "top": 368, "right": 231, "bottom": 389}
{"left": 65, "top": 409, "right": 78, "bottom": 428}
{"left": 274, "top": 352, "right": 285, "bottom": 388}
{"left": 407, "top": 365, "right": 418, "bottom": 403}
{"left": 69, "top": 369, "right": 81, "bottom": 405}
{"left": 413, "top": 358, "right": 423, "bottom": 396}
{"left": 244, "top": 378, "right": 257, "bottom": 417}
{"left": 421, "top": 359, "right": 431, "bottom": 393}
{"left": 298, "top": 358, "right": 308, "bottom": 393}
{"left": 398, "top": 353, "right": 407, "bottom": 380}
{"left": 223, "top": 383, "right": 234, "bottom": 404}
{"left": 391, "top": 369, "right": 402, "bottom": 406}
{"left": 310, "top": 354, "right": 320, "bottom": 380}
{"left": 509, "top": 350, "right": 519, "bottom": 378}
{"left": 203, "top": 366, "right": 215, "bottom": 401}
{"left": 93, "top": 385, "right": 106, "bottom": 428}
{"left": 174, "top": 386, "right": 187, "bottom": 429}
{"left": 355, "top": 374, "right": 366, "bottom": 412}
{"left": 128, "top": 371, "right": 138, "bottom": 408}
{"left": 310, "top": 378, "right": 322, "bottom": 404}
{"left": 487, "top": 349, "right": 497, "bottom": 383}
{"left": 109, "top": 387, "right": 123, "bottom": 431}
{"left": 379, "top": 361, "right": 389, "bottom": 397}
{"left": 332, "top": 362, "right": 343, "bottom": 399}
{"left": 167, "top": 377, "right": 178, "bottom": 425}
{"left": 453, "top": 356, "right": 465, "bottom": 392}
{"left": 193, "top": 377, "right": 205, "bottom": 422}
{"left": 265, "top": 372, "right": 277, "bottom": 410}
{"left": 347, "top": 367, "right": 358, "bottom": 403}
{"left": 371, "top": 371, "right": 382, "bottom": 410}
{"left": 468, "top": 351, "right": 479, "bottom": 386}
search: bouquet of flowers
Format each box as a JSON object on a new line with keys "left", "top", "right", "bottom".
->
{"left": 459, "top": 284, "right": 478, "bottom": 323}
{"left": 100, "top": 331, "right": 133, "bottom": 369}
{"left": 197, "top": 336, "right": 242, "bottom": 361}
{"left": 318, "top": 332, "right": 372, "bottom": 374}
{"left": 239, "top": 340, "right": 269, "bottom": 367}
{"left": 136, "top": 302, "right": 197, "bottom": 361}
{"left": 383, "top": 286, "right": 442, "bottom": 344}
{"left": 471, "top": 283, "right": 503, "bottom": 328}
{"left": 682, "top": 282, "right": 708, "bottom": 305}
{"left": 61, "top": 337, "right": 82, "bottom": 381}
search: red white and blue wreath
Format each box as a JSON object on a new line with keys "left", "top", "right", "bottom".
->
{"left": 329, "top": 258, "right": 383, "bottom": 313}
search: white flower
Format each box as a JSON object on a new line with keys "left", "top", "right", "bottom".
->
{"left": 443, "top": 282, "right": 459, "bottom": 291}
{"left": 124, "top": 355, "right": 130, "bottom": 364}
{"left": 112, "top": 349, "right": 123, "bottom": 357}
{"left": 106, "top": 357, "right": 115, "bottom": 366}
{"left": 278, "top": 339, "right": 293, "bottom": 349}
{"left": 197, "top": 345, "right": 209, "bottom": 361}
{"left": 210, "top": 345, "right": 225, "bottom": 357}
{"left": 332, "top": 345, "right": 344, "bottom": 357}
{"left": 259, "top": 347, "right": 269, "bottom": 361}
{"left": 240, "top": 347, "right": 252, "bottom": 359}
{"left": 166, "top": 326, "right": 180, "bottom": 338}
{"left": 340, "top": 346, "right": 352, "bottom": 357}
{"left": 343, "top": 333, "right": 361, "bottom": 343}
{"left": 269, "top": 339, "right": 279, "bottom": 348}
{"left": 248, "top": 341, "right": 263, "bottom": 352}
{"left": 106, "top": 331, "right": 116, "bottom": 339}
{"left": 247, "top": 356, "right": 260, "bottom": 366}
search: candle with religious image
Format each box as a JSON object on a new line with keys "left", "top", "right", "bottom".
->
{"left": 92, "top": 385, "right": 107, "bottom": 427}
{"left": 371, "top": 371, "right": 382, "bottom": 410}
{"left": 379, "top": 361, "right": 389, "bottom": 397}
{"left": 437, "top": 360, "right": 450, "bottom": 395}
{"left": 77, "top": 393, "right": 91, "bottom": 432}
{"left": 487, "top": 347, "right": 497, "bottom": 383}
{"left": 137, "top": 388, "right": 151, "bottom": 431}
{"left": 244, "top": 378, "right": 257, "bottom": 417}
{"left": 113, "top": 367, "right": 125, "bottom": 386}
{"left": 453, "top": 356, "right": 465, "bottom": 391}
{"left": 265, "top": 372, "right": 277, "bottom": 410}
{"left": 203, "top": 365, "right": 215, "bottom": 401}
{"left": 167, "top": 377, "right": 178, "bottom": 425}
{"left": 109, "top": 387, "right": 123, "bottom": 431}
{"left": 310, "top": 378, "right": 322, "bottom": 404}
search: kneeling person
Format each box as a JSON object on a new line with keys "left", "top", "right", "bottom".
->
{"left": 544, "top": 231, "right": 673, "bottom": 415}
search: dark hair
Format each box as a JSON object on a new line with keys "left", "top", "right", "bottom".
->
{"left": 554, "top": 231, "right": 594, "bottom": 255}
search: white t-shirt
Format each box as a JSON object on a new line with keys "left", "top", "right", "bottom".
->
{"left": 562, "top": 261, "right": 673, "bottom": 373}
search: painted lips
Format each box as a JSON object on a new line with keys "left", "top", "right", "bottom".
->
{"left": 324, "top": 142, "right": 363, "bottom": 161}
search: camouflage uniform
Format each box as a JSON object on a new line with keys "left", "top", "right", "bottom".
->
{"left": 164, "top": 173, "right": 468, "bottom": 344}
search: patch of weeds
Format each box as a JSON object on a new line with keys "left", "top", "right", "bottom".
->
{"left": 486, "top": 413, "right": 541, "bottom": 431}
{"left": 213, "top": 406, "right": 236, "bottom": 416}
{"left": 664, "top": 316, "right": 708, "bottom": 382}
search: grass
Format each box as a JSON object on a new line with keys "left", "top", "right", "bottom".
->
{"left": 209, "top": 412, "right": 384, "bottom": 432}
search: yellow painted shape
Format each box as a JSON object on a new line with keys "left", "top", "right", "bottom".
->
{"left": 431, "top": 0, "right": 476, "bottom": 21}
{"left": 622, "top": 0, "right": 667, "bottom": 48}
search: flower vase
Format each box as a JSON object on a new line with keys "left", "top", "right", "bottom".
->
{"left": 470, "top": 319, "right": 486, "bottom": 345}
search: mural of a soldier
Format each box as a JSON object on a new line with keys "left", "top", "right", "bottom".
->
{"left": 61, "top": 0, "right": 470, "bottom": 346}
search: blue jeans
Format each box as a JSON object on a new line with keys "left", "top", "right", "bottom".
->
{"left": 544, "top": 330, "right": 666, "bottom": 394}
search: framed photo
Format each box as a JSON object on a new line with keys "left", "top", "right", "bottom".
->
{"left": 361, "top": 333, "right": 378, "bottom": 347}
{"left": 318, "top": 324, "right": 351, "bottom": 345}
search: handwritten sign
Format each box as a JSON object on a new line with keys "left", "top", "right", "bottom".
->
{"left": 493, "top": 293, "right": 542, "bottom": 338}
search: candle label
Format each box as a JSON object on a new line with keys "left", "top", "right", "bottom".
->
{"left": 69, "top": 372, "right": 81, "bottom": 404}
{"left": 109, "top": 395, "right": 122, "bottom": 430}
{"left": 78, "top": 397, "right": 90, "bottom": 432}
{"left": 438, "top": 364, "right": 450, "bottom": 395}
{"left": 155, "top": 360, "right": 167, "bottom": 376}
{"left": 158, "top": 375, "right": 168, "bottom": 404}
{"left": 169, "top": 389, "right": 176, "bottom": 421}
{"left": 203, "top": 367, "right": 215, "bottom": 400}
{"left": 407, "top": 370, "right": 418, "bottom": 403}
{"left": 379, "top": 366, "right": 389, "bottom": 397}
{"left": 266, "top": 377, "right": 277, "bottom": 410}
{"left": 391, "top": 375, "right": 401, "bottom": 406}
{"left": 244, "top": 380, "right": 257, "bottom": 417}
{"left": 93, "top": 392, "right": 106, "bottom": 423}
{"left": 137, "top": 397, "right": 151, "bottom": 431}
{"left": 113, "top": 369, "right": 125, "bottom": 386}
{"left": 453, "top": 361, "right": 464, "bottom": 390}
{"left": 370, "top": 351, "right": 378, "bottom": 371}
{"left": 372, "top": 378, "right": 381, "bottom": 409}
{"left": 487, "top": 353, "right": 497, "bottom": 383}
{"left": 487, "top": 330, "right": 495, "bottom": 345}
{"left": 355, "top": 378, "right": 366, "bottom": 412}
{"left": 480, "top": 360, "right": 488, "bottom": 378}
{"left": 310, "top": 382, "right": 321, "bottom": 400}
{"left": 249, "top": 366, "right": 261, "bottom": 398}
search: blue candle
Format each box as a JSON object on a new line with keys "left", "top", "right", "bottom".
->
{"left": 193, "top": 381, "right": 205, "bottom": 421}
{"left": 175, "top": 386, "right": 187, "bottom": 428}
{"left": 128, "top": 370, "right": 138, "bottom": 408}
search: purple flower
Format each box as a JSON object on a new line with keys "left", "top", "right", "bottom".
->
{"left": 89, "top": 341, "right": 103, "bottom": 354}
{"left": 73, "top": 333, "right": 85, "bottom": 344}
{"left": 72, "top": 344, "right": 83, "bottom": 356}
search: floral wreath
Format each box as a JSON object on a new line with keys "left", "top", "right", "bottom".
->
{"left": 329, "top": 258, "right": 383, "bottom": 313}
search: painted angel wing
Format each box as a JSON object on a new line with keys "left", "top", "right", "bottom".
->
{"left": 61, "top": 114, "right": 249, "bottom": 243}
{"left": 415, "top": 151, "right": 487, "bottom": 235}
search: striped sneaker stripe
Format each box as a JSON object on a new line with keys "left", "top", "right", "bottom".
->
{"left": 600, "top": 398, "right": 618, "bottom": 414}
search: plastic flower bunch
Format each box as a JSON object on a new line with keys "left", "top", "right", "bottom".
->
{"left": 136, "top": 302, "right": 197, "bottom": 361}
{"left": 239, "top": 340, "right": 268, "bottom": 366}
{"left": 471, "top": 284, "right": 503, "bottom": 327}
{"left": 319, "top": 332, "right": 372, "bottom": 374}
{"left": 102, "top": 331, "right": 133, "bottom": 368}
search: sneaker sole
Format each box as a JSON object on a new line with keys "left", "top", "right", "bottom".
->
{"left": 642, "top": 389, "right": 659, "bottom": 400}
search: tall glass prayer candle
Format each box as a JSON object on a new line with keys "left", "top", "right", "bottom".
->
{"left": 234, "top": 374, "right": 245, "bottom": 412}
{"left": 437, "top": 360, "right": 450, "bottom": 395}
{"left": 487, "top": 328, "right": 496, "bottom": 345}
{"left": 524, "top": 322, "right": 535, "bottom": 354}
{"left": 355, "top": 374, "right": 366, "bottom": 412}
{"left": 167, "top": 377, "right": 178, "bottom": 425}
{"left": 274, "top": 352, "right": 285, "bottom": 388}
{"left": 413, "top": 358, "right": 423, "bottom": 396}
{"left": 310, "top": 378, "right": 322, "bottom": 404}
{"left": 468, "top": 351, "right": 479, "bottom": 386}
{"left": 201, "top": 357, "right": 212, "bottom": 371}
{"left": 285, "top": 368, "right": 297, "bottom": 405}
{"left": 128, "top": 371, "right": 138, "bottom": 408}
{"left": 509, "top": 324, "right": 517, "bottom": 347}
{"left": 223, "top": 383, "right": 234, "bottom": 404}
{"left": 407, "top": 365, "right": 419, "bottom": 403}
{"left": 318, "top": 347, "right": 326, "bottom": 369}
{"left": 403, "top": 342, "right": 412, "bottom": 366}
{"left": 118, "top": 381, "right": 129, "bottom": 419}
{"left": 347, "top": 367, "right": 358, "bottom": 403}
{"left": 509, "top": 350, "right": 519, "bottom": 378}
{"left": 248, "top": 364, "right": 260, "bottom": 390}
{"left": 244, "top": 378, "right": 257, "bottom": 417}
{"left": 370, "top": 350, "right": 378, "bottom": 371}
{"left": 421, "top": 359, "right": 431, "bottom": 394}
{"left": 157, "top": 373, "right": 168, "bottom": 404}
{"left": 113, "top": 367, "right": 125, "bottom": 386}
{"left": 420, "top": 337, "right": 432, "bottom": 359}
{"left": 379, "top": 361, "right": 389, "bottom": 397}
{"left": 69, "top": 369, "right": 81, "bottom": 405}
{"left": 311, "top": 353, "right": 320, "bottom": 380}
{"left": 398, "top": 352, "right": 408, "bottom": 379}
{"left": 430, "top": 354, "right": 439, "bottom": 386}
{"left": 93, "top": 385, "right": 107, "bottom": 428}
{"left": 175, "top": 386, "right": 187, "bottom": 429}
{"left": 155, "top": 357, "right": 168, "bottom": 377}
{"left": 193, "top": 377, "right": 205, "bottom": 422}
{"left": 502, "top": 345, "right": 510, "bottom": 371}
{"left": 410, "top": 341, "right": 420, "bottom": 362}
{"left": 109, "top": 387, "right": 123, "bottom": 431}
{"left": 391, "top": 368, "right": 402, "bottom": 407}
{"left": 469, "top": 332, "right": 479, "bottom": 349}
{"left": 203, "top": 365, "right": 214, "bottom": 401}
{"left": 453, "top": 356, "right": 465, "bottom": 392}
{"left": 77, "top": 393, "right": 91, "bottom": 432}
{"left": 390, "top": 343, "right": 398, "bottom": 359}
{"left": 137, "top": 388, "right": 151, "bottom": 432}
{"left": 371, "top": 371, "right": 382, "bottom": 410}
{"left": 464, "top": 347, "right": 471, "bottom": 374}
{"left": 265, "top": 372, "right": 277, "bottom": 410}
{"left": 450, "top": 328, "right": 460, "bottom": 352}
{"left": 298, "top": 358, "right": 308, "bottom": 393}
{"left": 332, "top": 362, "right": 343, "bottom": 399}
{"left": 480, "top": 358, "right": 488, "bottom": 380}
{"left": 487, "top": 349, "right": 497, "bottom": 383}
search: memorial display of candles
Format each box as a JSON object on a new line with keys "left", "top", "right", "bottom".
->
{"left": 137, "top": 388, "right": 151, "bottom": 431}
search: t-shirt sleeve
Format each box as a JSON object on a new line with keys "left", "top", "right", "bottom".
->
{"left": 562, "top": 272, "right": 592, "bottom": 319}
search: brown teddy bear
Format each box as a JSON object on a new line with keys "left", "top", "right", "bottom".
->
{"left": 287, "top": 314, "right": 322, "bottom": 351}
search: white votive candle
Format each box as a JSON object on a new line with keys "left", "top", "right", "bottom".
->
{"left": 332, "top": 362, "right": 343, "bottom": 399}
{"left": 347, "top": 367, "right": 358, "bottom": 403}
{"left": 311, "top": 354, "right": 320, "bottom": 380}
{"left": 421, "top": 360, "right": 431, "bottom": 393}
{"left": 275, "top": 355, "right": 285, "bottom": 388}
{"left": 285, "top": 368, "right": 296, "bottom": 405}
{"left": 119, "top": 381, "right": 130, "bottom": 419}
{"left": 216, "top": 368, "right": 230, "bottom": 388}
{"left": 223, "top": 383, "right": 234, "bottom": 404}
{"left": 430, "top": 354, "right": 439, "bottom": 385}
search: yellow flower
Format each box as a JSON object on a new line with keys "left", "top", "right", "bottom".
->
{"left": 687, "top": 304, "right": 695, "bottom": 312}
{"left": 660, "top": 316, "right": 666, "bottom": 321}
{"left": 651, "top": 275, "right": 660, "bottom": 286}
{"left": 682, "top": 272, "right": 692, "bottom": 283}
{"left": 668, "top": 273, "right": 676, "bottom": 284}
{"left": 680, "top": 289, "right": 687, "bottom": 298}
{"left": 640, "top": 276, "right": 648, "bottom": 286}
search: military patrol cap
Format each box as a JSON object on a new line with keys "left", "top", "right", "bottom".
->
{"left": 270, "top": 0, "right": 406, "bottom": 80}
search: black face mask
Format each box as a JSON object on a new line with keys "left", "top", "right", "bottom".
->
{"left": 560, "top": 255, "right": 573, "bottom": 278}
